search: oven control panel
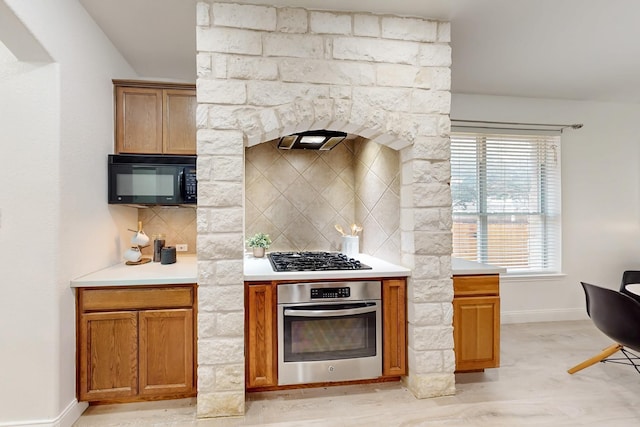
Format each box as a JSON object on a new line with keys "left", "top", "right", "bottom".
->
{"left": 310, "top": 287, "right": 351, "bottom": 299}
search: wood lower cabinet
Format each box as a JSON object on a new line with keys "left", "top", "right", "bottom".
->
{"left": 452, "top": 275, "right": 500, "bottom": 372}
{"left": 245, "top": 282, "right": 277, "bottom": 389}
{"left": 77, "top": 284, "right": 197, "bottom": 403}
{"left": 114, "top": 80, "right": 196, "bottom": 155}
{"left": 382, "top": 278, "right": 407, "bottom": 377}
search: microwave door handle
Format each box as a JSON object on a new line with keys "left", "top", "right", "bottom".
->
{"left": 284, "top": 305, "right": 376, "bottom": 317}
{"left": 178, "top": 169, "right": 185, "bottom": 196}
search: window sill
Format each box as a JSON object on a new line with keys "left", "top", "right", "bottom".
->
{"left": 501, "top": 273, "right": 567, "bottom": 283}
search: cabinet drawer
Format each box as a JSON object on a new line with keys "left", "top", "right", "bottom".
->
{"left": 453, "top": 275, "right": 499, "bottom": 297}
{"left": 80, "top": 286, "right": 194, "bottom": 312}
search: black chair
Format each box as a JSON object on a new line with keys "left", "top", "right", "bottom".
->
{"left": 568, "top": 282, "right": 640, "bottom": 374}
{"left": 620, "top": 270, "right": 640, "bottom": 302}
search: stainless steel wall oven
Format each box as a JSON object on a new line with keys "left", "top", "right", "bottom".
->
{"left": 277, "top": 281, "right": 382, "bottom": 385}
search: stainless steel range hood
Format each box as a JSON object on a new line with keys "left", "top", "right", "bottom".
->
{"left": 277, "top": 130, "right": 347, "bottom": 151}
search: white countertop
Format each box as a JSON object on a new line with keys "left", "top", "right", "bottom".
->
{"left": 451, "top": 257, "right": 506, "bottom": 275}
{"left": 244, "top": 253, "right": 411, "bottom": 281}
{"left": 70, "top": 254, "right": 502, "bottom": 288}
{"left": 71, "top": 255, "right": 197, "bottom": 287}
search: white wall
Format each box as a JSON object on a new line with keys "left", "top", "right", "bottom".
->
{"left": 0, "top": 0, "right": 137, "bottom": 425}
{"left": 452, "top": 93, "right": 640, "bottom": 323}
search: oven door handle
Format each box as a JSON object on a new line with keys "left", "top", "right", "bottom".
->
{"left": 284, "top": 305, "right": 376, "bottom": 317}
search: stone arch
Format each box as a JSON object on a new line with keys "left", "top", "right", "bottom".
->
{"left": 238, "top": 97, "right": 414, "bottom": 151}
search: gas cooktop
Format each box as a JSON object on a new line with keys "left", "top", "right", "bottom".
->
{"left": 267, "top": 251, "right": 372, "bottom": 272}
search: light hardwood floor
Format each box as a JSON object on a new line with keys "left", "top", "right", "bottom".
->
{"left": 74, "top": 320, "right": 640, "bottom": 426}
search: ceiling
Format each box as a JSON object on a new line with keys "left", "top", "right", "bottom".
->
{"left": 79, "top": 0, "right": 640, "bottom": 103}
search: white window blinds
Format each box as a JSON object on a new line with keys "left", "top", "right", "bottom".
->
{"left": 450, "top": 132, "right": 562, "bottom": 274}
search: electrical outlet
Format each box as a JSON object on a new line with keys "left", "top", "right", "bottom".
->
{"left": 176, "top": 244, "right": 188, "bottom": 252}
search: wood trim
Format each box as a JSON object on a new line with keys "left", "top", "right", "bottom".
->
{"left": 382, "top": 278, "right": 407, "bottom": 377}
{"left": 245, "top": 282, "right": 277, "bottom": 388}
{"left": 79, "top": 286, "right": 194, "bottom": 312}
{"left": 453, "top": 274, "right": 499, "bottom": 297}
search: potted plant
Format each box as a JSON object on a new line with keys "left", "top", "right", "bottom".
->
{"left": 246, "top": 232, "right": 271, "bottom": 258}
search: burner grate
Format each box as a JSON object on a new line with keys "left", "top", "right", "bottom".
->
{"left": 268, "top": 251, "right": 372, "bottom": 272}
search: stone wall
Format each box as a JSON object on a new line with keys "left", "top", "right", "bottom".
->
{"left": 196, "top": 1, "right": 454, "bottom": 418}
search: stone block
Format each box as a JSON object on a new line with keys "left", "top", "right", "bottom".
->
{"left": 354, "top": 14, "right": 380, "bottom": 37}
{"left": 280, "top": 58, "right": 375, "bottom": 85}
{"left": 198, "top": 312, "right": 217, "bottom": 339}
{"left": 217, "top": 312, "right": 244, "bottom": 336}
{"left": 353, "top": 87, "right": 411, "bottom": 112}
{"left": 438, "top": 22, "right": 451, "bottom": 43}
{"left": 197, "top": 182, "right": 243, "bottom": 207}
{"left": 212, "top": 156, "right": 244, "bottom": 182}
{"left": 310, "top": 11, "right": 352, "bottom": 35}
{"left": 197, "top": 27, "right": 262, "bottom": 55}
{"left": 408, "top": 302, "right": 445, "bottom": 326}
{"left": 418, "top": 44, "right": 452, "bottom": 67}
{"left": 409, "top": 136, "right": 450, "bottom": 161}
{"left": 208, "top": 207, "right": 243, "bottom": 233}
{"left": 277, "top": 7, "right": 308, "bottom": 33}
{"left": 412, "top": 182, "right": 451, "bottom": 207}
{"left": 197, "top": 232, "right": 244, "bottom": 258}
{"left": 411, "top": 90, "right": 451, "bottom": 114}
{"left": 409, "top": 324, "right": 454, "bottom": 350}
{"left": 228, "top": 56, "right": 278, "bottom": 80}
{"left": 215, "top": 259, "right": 244, "bottom": 285}
{"left": 196, "top": 2, "right": 210, "bottom": 27}
{"left": 333, "top": 37, "right": 419, "bottom": 65}
{"left": 407, "top": 348, "right": 443, "bottom": 373}
{"left": 377, "top": 64, "right": 423, "bottom": 88}
{"left": 197, "top": 130, "right": 244, "bottom": 155}
{"left": 381, "top": 17, "right": 438, "bottom": 42}
{"left": 197, "top": 391, "right": 245, "bottom": 417}
{"left": 247, "top": 81, "right": 329, "bottom": 106}
{"left": 414, "top": 231, "right": 451, "bottom": 255}
{"left": 197, "top": 79, "right": 246, "bottom": 104}
{"left": 431, "top": 67, "right": 451, "bottom": 91}
{"left": 197, "top": 53, "right": 212, "bottom": 78}
{"left": 212, "top": 3, "right": 276, "bottom": 31}
{"left": 264, "top": 33, "right": 324, "bottom": 58}
{"left": 198, "top": 286, "right": 244, "bottom": 312}
{"left": 215, "top": 364, "right": 245, "bottom": 390}
{"left": 198, "top": 337, "right": 244, "bottom": 365}
{"left": 411, "top": 255, "right": 443, "bottom": 280}
{"left": 406, "top": 373, "right": 455, "bottom": 399}
{"left": 408, "top": 278, "right": 453, "bottom": 303}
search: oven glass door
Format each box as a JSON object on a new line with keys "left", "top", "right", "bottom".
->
{"left": 282, "top": 302, "right": 378, "bottom": 363}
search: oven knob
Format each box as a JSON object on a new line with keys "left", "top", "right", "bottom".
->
{"left": 328, "top": 366, "right": 335, "bottom": 372}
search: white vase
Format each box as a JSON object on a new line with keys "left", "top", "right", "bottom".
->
{"left": 252, "top": 247, "right": 265, "bottom": 258}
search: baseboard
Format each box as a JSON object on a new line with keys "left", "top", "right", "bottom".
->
{"left": 0, "top": 399, "right": 88, "bottom": 427}
{"left": 501, "top": 308, "right": 587, "bottom": 324}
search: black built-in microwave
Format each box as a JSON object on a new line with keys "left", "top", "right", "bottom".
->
{"left": 108, "top": 154, "right": 197, "bottom": 205}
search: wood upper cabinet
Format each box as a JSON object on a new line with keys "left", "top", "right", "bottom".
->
{"left": 77, "top": 284, "right": 197, "bottom": 403}
{"left": 114, "top": 80, "right": 196, "bottom": 155}
{"left": 245, "top": 282, "right": 277, "bottom": 389}
{"left": 452, "top": 274, "right": 500, "bottom": 372}
{"left": 382, "top": 278, "right": 407, "bottom": 377}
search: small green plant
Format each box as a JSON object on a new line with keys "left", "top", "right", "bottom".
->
{"left": 246, "top": 232, "right": 272, "bottom": 249}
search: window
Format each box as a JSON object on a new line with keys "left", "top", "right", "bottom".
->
{"left": 450, "top": 132, "right": 561, "bottom": 274}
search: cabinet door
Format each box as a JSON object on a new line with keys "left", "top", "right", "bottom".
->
{"left": 115, "top": 86, "right": 163, "bottom": 154}
{"left": 163, "top": 89, "right": 196, "bottom": 155}
{"left": 246, "top": 283, "right": 277, "bottom": 389}
{"left": 79, "top": 311, "right": 138, "bottom": 401}
{"left": 382, "top": 279, "right": 407, "bottom": 376}
{"left": 453, "top": 296, "right": 500, "bottom": 371}
{"left": 138, "top": 309, "right": 194, "bottom": 397}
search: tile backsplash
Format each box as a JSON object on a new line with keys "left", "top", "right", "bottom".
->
{"left": 137, "top": 206, "right": 197, "bottom": 256}
{"left": 245, "top": 137, "right": 400, "bottom": 262}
